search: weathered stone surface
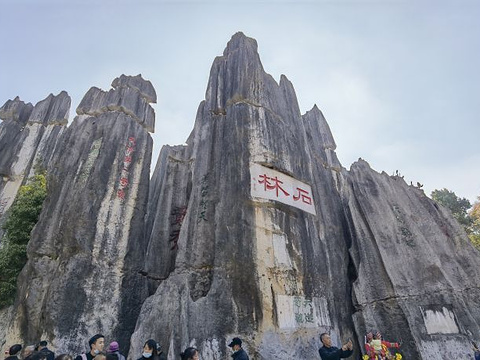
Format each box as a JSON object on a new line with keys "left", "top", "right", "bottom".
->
{"left": 0, "top": 96, "right": 33, "bottom": 124}
{"left": 131, "top": 32, "right": 355, "bottom": 360}
{"left": 0, "top": 306, "right": 14, "bottom": 350}
{"left": 28, "top": 91, "right": 70, "bottom": 125}
{"left": 77, "top": 75, "right": 155, "bottom": 133}
{"left": 342, "top": 159, "right": 480, "bottom": 359}
{"left": 143, "top": 144, "right": 190, "bottom": 294}
{"left": 205, "top": 32, "right": 300, "bottom": 124}
{"left": 302, "top": 105, "right": 342, "bottom": 175}
{"left": 0, "top": 93, "right": 68, "bottom": 239}
{"left": 112, "top": 74, "right": 157, "bottom": 104}
{"left": 3, "top": 77, "right": 154, "bottom": 355}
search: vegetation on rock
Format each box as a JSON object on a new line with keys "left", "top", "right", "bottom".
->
{"left": 431, "top": 189, "right": 480, "bottom": 249}
{"left": 0, "top": 172, "right": 47, "bottom": 308}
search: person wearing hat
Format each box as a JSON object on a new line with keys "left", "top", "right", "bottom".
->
{"left": 107, "top": 342, "right": 125, "bottom": 360}
{"left": 228, "top": 337, "right": 249, "bottom": 360}
{"left": 318, "top": 333, "right": 353, "bottom": 360}
{"left": 75, "top": 334, "right": 105, "bottom": 360}
{"left": 5, "top": 344, "right": 22, "bottom": 360}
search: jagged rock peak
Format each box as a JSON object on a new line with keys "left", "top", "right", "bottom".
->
{"left": 223, "top": 31, "right": 258, "bottom": 56}
{"left": 111, "top": 74, "right": 157, "bottom": 104}
{"left": 76, "top": 74, "right": 155, "bottom": 133}
{"left": 302, "top": 104, "right": 337, "bottom": 150}
{"left": 205, "top": 32, "right": 301, "bottom": 121}
{"left": 350, "top": 158, "right": 370, "bottom": 170}
{"left": 28, "top": 91, "right": 71, "bottom": 125}
{"left": 0, "top": 96, "right": 34, "bottom": 124}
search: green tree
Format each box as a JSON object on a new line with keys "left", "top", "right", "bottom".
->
{"left": 0, "top": 173, "right": 47, "bottom": 308}
{"left": 469, "top": 197, "right": 480, "bottom": 250}
{"left": 431, "top": 188, "right": 472, "bottom": 228}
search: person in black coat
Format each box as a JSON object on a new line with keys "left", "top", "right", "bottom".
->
{"left": 318, "top": 333, "right": 353, "bottom": 360}
{"left": 228, "top": 338, "right": 249, "bottom": 360}
{"left": 5, "top": 344, "right": 22, "bottom": 360}
{"left": 38, "top": 341, "right": 55, "bottom": 360}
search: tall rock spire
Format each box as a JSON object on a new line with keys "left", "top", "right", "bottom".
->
{"left": 0, "top": 96, "right": 34, "bottom": 125}
{"left": 0, "top": 93, "right": 69, "bottom": 240}
{"left": 77, "top": 74, "right": 156, "bottom": 132}
{"left": 3, "top": 75, "right": 154, "bottom": 354}
{"left": 205, "top": 32, "right": 301, "bottom": 123}
{"left": 133, "top": 32, "right": 353, "bottom": 359}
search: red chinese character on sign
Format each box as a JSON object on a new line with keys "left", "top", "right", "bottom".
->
{"left": 128, "top": 137, "right": 136, "bottom": 145}
{"left": 293, "top": 187, "right": 312, "bottom": 205}
{"left": 124, "top": 155, "right": 132, "bottom": 163}
{"left": 258, "top": 174, "right": 290, "bottom": 197}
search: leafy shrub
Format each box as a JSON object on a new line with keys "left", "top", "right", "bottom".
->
{"left": 0, "top": 173, "right": 47, "bottom": 308}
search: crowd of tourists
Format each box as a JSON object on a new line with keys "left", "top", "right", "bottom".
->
{"left": 4, "top": 341, "right": 55, "bottom": 360}
{"left": 2, "top": 334, "right": 249, "bottom": 360}
{"left": 9, "top": 331, "right": 480, "bottom": 359}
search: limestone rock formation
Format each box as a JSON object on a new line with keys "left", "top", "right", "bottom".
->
{"left": 77, "top": 74, "right": 156, "bottom": 133}
{"left": 0, "top": 96, "right": 34, "bottom": 124}
{"left": 0, "top": 93, "right": 69, "bottom": 239}
{"left": 131, "top": 32, "right": 356, "bottom": 359}
{"left": 111, "top": 74, "right": 157, "bottom": 104}
{"left": 1, "top": 32, "right": 479, "bottom": 360}
{"left": 143, "top": 144, "right": 190, "bottom": 294}
{"left": 131, "top": 32, "right": 480, "bottom": 360}
{"left": 3, "top": 75, "right": 155, "bottom": 355}
{"left": 343, "top": 160, "right": 480, "bottom": 359}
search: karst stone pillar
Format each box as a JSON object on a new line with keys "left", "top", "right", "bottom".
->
{"left": 3, "top": 75, "right": 156, "bottom": 355}
{"left": 131, "top": 32, "right": 355, "bottom": 360}
{"left": 0, "top": 93, "right": 69, "bottom": 239}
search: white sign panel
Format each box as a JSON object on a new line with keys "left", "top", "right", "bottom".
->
{"left": 421, "top": 307, "right": 459, "bottom": 334}
{"left": 250, "top": 163, "right": 316, "bottom": 215}
{"left": 276, "top": 295, "right": 331, "bottom": 329}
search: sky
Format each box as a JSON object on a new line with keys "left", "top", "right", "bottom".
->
{"left": 1, "top": 0, "right": 479, "bottom": 203}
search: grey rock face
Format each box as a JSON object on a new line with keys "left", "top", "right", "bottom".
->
{"left": 112, "top": 74, "right": 157, "bottom": 104}
{"left": 3, "top": 76, "right": 154, "bottom": 355}
{"left": 77, "top": 74, "right": 155, "bottom": 133}
{"left": 143, "top": 144, "right": 190, "bottom": 294}
{"left": 0, "top": 96, "right": 34, "bottom": 125}
{"left": 0, "top": 93, "right": 68, "bottom": 239}
{"left": 28, "top": 91, "right": 70, "bottom": 125}
{"left": 343, "top": 160, "right": 480, "bottom": 359}
{"left": 132, "top": 32, "right": 355, "bottom": 360}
